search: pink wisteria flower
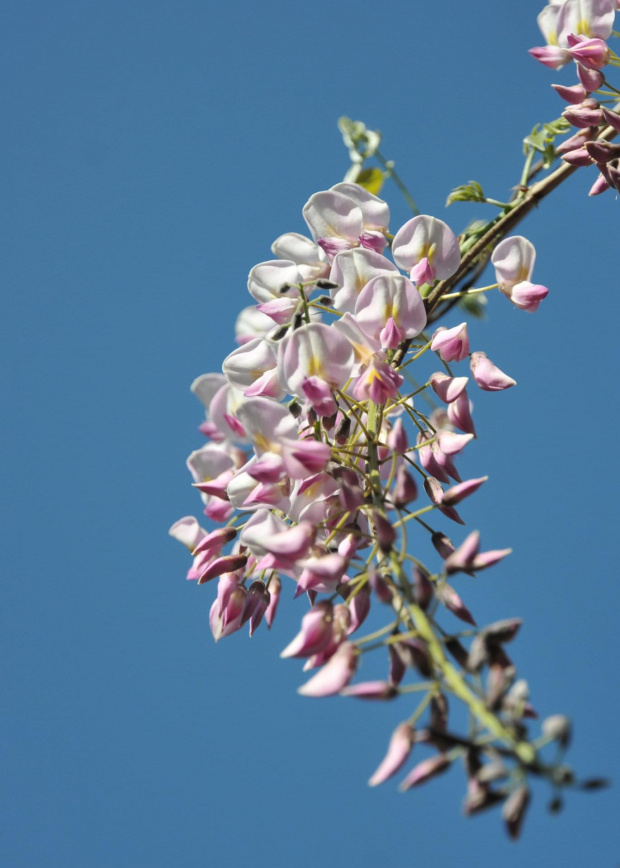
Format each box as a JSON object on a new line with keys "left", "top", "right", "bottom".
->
{"left": 530, "top": 0, "right": 616, "bottom": 67}
{"left": 278, "top": 321, "right": 355, "bottom": 415}
{"left": 354, "top": 273, "right": 427, "bottom": 348}
{"left": 329, "top": 247, "right": 398, "bottom": 314}
{"left": 431, "top": 323, "right": 470, "bottom": 362}
{"left": 491, "top": 236, "right": 549, "bottom": 312}
{"left": 469, "top": 352, "right": 516, "bottom": 391}
{"left": 392, "top": 215, "right": 461, "bottom": 285}
{"left": 223, "top": 338, "right": 284, "bottom": 400}
{"left": 270, "top": 231, "right": 330, "bottom": 281}
{"left": 302, "top": 184, "right": 390, "bottom": 257}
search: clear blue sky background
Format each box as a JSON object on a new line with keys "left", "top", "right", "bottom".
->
{"left": 2, "top": 1, "right": 618, "bottom": 866}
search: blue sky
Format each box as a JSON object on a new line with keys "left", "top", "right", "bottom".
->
{"left": 2, "top": 1, "right": 618, "bottom": 866}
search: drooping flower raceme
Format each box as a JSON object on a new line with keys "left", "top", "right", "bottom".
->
{"left": 171, "top": 135, "right": 604, "bottom": 836}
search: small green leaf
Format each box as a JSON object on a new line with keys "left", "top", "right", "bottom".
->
{"left": 524, "top": 117, "right": 570, "bottom": 157}
{"left": 542, "top": 142, "right": 556, "bottom": 169}
{"left": 446, "top": 180, "right": 485, "bottom": 206}
{"left": 459, "top": 293, "right": 488, "bottom": 319}
{"left": 355, "top": 167, "right": 386, "bottom": 195}
{"left": 523, "top": 124, "right": 547, "bottom": 154}
{"left": 544, "top": 117, "right": 570, "bottom": 137}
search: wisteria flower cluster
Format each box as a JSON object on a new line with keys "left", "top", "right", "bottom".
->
{"left": 530, "top": 0, "right": 620, "bottom": 194}
{"left": 171, "top": 0, "right": 616, "bottom": 840}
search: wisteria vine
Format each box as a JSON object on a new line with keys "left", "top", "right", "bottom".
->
{"left": 170, "top": 0, "right": 616, "bottom": 839}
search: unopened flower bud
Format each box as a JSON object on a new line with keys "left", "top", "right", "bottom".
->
{"left": 429, "top": 693, "right": 449, "bottom": 732}
{"left": 198, "top": 553, "right": 248, "bottom": 584}
{"left": 388, "top": 643, "right": 407, "bottom": 686}
{"left": 288, "top": 399, "right": 302, "bottom": 418}
{"left": 561, "top": 146, "right": 592, "bottom": 167}
{"left": 269, "top": 324, "right": 289, "bottom": 341}
{"left": 476, "top": 756, "right": 508, "bottom": 784}
{"left": 551, "top": 82, "right": 588, "bottom": 104}
{"left": 585, "top": 140, "right": 620, "bottom": 163}
{"left": 424, "top": 476, "right": 465, "bottom": 525}
{"left": 280, "top": 601, "right": 334, "bottom": 658}
{"left": 602, "top": 107, "right": 620, "bottom": 133}
{"left": 344, "top": 582, "right": 371, "bottom": 634}
{"left": 447, "top": 390, "right": 476, "bottom": 436}
{"left": 607, "top": 161, "right": 620, "bottom": 192}
{"left": 374, "top": 510, "right": 396, "bottom": 553}
{"left": 437, "top": 584, "right": 476, "bottom": 625}
{"left": 413, "top": 567, "right": 434, "bottom": 609}
{"left": 436, "top": 430, "right": 473, "bottom": 456}
{"left": 392, "top": 465, "right": 418, "bottom": 507}
{"left": 441, "top": 476, "right": 487, "bottom": 507}
{"left": 396, "top": 637, "right": 433, "bottom": 678}
{"left": 339, "top": 477, "right": 364, "bottom": 512}
{"left": 340, "top": 680, "right": 398, "bottom": 700}
{"left": 463, "top": 784, "right": 505, "bottom": 816}
{"left": 502, "top": 785, "right": 530, "bottom": 840}
{"left": 445, "top": 637, "right": 469, "bottom": 668}
{"left": 387, "top": 417, "right": 408, "bottom": 453}
{"left": 567, "top": 35, "right": 609, "bottom": 71}
{"left": 578, "top": 63, "right": 604, "bottom": 92}
{"left": 483, "top": 617, "right": 522, "bottom": 645}
{"left": 264, "top": 575, "right": 281, "bottom": 628}
{"left": 322, "top": 411, "right": 338, "bottom": 431}
{"left": 578, "top": 777, "right": 610, "bottom": 791}
{"left": 297, "top": 641, "right": 358, "bottom": 697}
{"left": 210, "top": 585, "right": 247, "bottom": 642}
{"left": 399, "top": 754, "right": 451, "bottom": 790}
{"left": 548, "top": 796, "right": 564, "bottom": 814}
{"left": 191, "top": 525, "right": 238, "bottom": 557}
{"left": 502, "top": 678, "right": 532, "bottom": 719}
{"left": 429, "top": 372, "right": 469, "bottom": 403}
{"left": 562, "top": 99, "right": 604, "bottom": 128}
{"left": 365, "top": 569, "right": 391, "bottom": 605}
{"left": 431, "top": 322, "right": 470, "bottom": 362}
{"left": 335, "top": 413, "right": 352, "bottom": 444}
{"left": 467, "top": 634, "right": 489, "bottom": 671}
{"left": 542, "top": 714, "right": 572, "bottom": 748}
{"left": 555, "top": 127, "right": 594, "bottom": 155}
{"left": 431, "top": 532, "right": 455, "bottom": 559}
{"left": 368, "top": 722, "right": 415, "bottom": 787}
{"left": 470, "top": 352, "right": 516, "bottom": 391}
{"left": 486, "top": 661, "right": 514, "bottom": 709}
{"left": 589, "top": 173, "right": 611, "bottom": 196}
{"left": 240, "top": 580, "right": 270, "bottom": 636}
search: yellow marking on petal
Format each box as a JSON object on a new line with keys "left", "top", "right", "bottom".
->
{"left": 427, "top": 242, "right": 437, "bottom": 265}
{"left": 517, "top": 265, "right": 531, "bottom": 282}
{"left": 254, "top": 433, "right": 273, "bottom": 453}
{"left": 306, "top": 355, "right": 324, "bottom": 378}
{"left": 349, "top": 340, "right": 375, "bottom": 366}
{"left": 577, "top": 18, "right": 592, "bottom": 37}
{"left": 548, "top": 31, "right": 558, "bottom": 46}
{"left": 303, "top": 479, "right": 325, "bottom": 499}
